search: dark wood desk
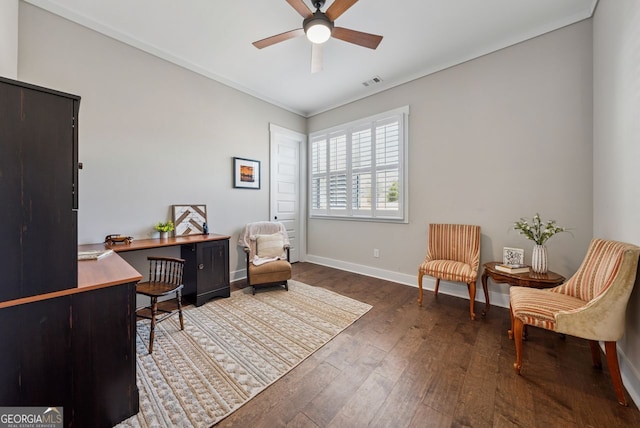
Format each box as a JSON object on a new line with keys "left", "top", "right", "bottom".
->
{"left": 80, "top": 234, "right": 231, "bottom": 306}
{"left": 481, "top": 261, "right": 565, "bottom": 316}
{"left": 0, "top": 253, "right": 142, "bottom": 428}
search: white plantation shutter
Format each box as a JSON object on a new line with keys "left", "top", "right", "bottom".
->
{"left": 351, "top": 127, "right": 372, "bottom": 214}
{"left": 310, "top": 138, "right": 327, "bottom": 211}
{"left": 309, "top": 107, "right": 409, "bottom": 222}
{"left": 374, "top": 119, "right": 400, "bottom": 216}
{"left": 328, "top": 134, "right": 347, "bottom": 213}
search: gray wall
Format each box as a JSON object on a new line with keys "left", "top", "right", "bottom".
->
{"left": 17, "top": 3, "right": 306, "bottom": 278}
{"left": 307, "top": 20, "right": 593, "bottom": 309}
{"left": 593, "top": 0, "right": 640, "bottom": 406}
{"left": 0, "top": 0, "right": 18, "bottom": 79}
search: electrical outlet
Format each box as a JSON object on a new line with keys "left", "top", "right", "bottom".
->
{"left": 374, "top": 249, "right": 379, "bottom": 258}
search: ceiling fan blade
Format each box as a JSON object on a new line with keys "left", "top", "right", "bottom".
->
{"left": 252, "top": 28, "right": 304, "bottom": 49}
{"left": 325, "top": 0, "right": 359, "bottom": 21}
{"left": 286, "top": 0, "right": 313, "bottom": 18}
{"left": 332, "top": 27, "right": 383, "bottom": 49}
{"left": 311, "top": 43, "right": 323, "bottom": 74}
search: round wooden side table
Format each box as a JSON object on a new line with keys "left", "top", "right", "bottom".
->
{"left": 481, "top": 261, "right": 565, "bottom": 316}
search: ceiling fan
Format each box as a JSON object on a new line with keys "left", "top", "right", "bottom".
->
{"left": 252, "top": 0, "right": 383, "bottom": 73}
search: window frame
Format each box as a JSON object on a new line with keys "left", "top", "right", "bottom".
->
{"left": 309, "top": 106, "right": 409, "bottom": 223}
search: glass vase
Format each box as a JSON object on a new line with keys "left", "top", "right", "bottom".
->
{"left": 531, "top": 244, "right": 548, "bottom": 274}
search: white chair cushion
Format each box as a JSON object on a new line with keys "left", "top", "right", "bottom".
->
{"left": 255, "top": 232, "right": 285, "bottom": 258}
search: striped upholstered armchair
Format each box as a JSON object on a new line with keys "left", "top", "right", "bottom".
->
{"left": 418, "top": 224, "right": 481, "bottom": 320}
{"left": 509, "top": 238, "right": 640, "bottom": 405}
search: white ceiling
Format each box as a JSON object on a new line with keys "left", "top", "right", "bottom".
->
{"left": 24, "top": 0, "right": 597, "bottom": 117}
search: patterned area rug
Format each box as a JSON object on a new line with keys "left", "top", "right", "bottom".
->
{"left": 116, "top": 280, "right": 372, "bottom": 427}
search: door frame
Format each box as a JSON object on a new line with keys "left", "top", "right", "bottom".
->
{"left": 269, "top": 123, "right": 307, "bottom": 262}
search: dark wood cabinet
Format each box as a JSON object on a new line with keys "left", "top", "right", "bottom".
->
{"left": 0, "top": 78, "right": 140, "bottom": 427}
{"left": 182, "top": 238, "right": 230, "bottom": 306}
{"left": 0, "top": 297, "right": 72, "bottom": 407}
{"left": 0, "top": 282, "right": 139, "bottom": 428}
{"left": 0, "top": 77, "right": 80, "bottom": 302}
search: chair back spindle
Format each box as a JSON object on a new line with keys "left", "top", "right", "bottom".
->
{"left": 148, "top": 257, "right": 184, "bottom": 287}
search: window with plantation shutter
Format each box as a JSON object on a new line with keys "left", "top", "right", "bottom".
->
{"left": 309, "top": 106, "right": 409, "bottom": 222}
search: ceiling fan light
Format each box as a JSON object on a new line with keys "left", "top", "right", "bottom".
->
{"left": 306, "top": 22, "right": 331, "bottom": 44}
{"left": 303, "top": 12, "right": 333, "bottom": 44}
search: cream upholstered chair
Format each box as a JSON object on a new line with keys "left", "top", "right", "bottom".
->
{"left": 418, "top": 224, "right": 481, "bottom": 320}
{"left": 239, "top": 221, "right": 291, "bottom": 295}
{"left": 509, "top": 238, "right": 640, "bottom": 405}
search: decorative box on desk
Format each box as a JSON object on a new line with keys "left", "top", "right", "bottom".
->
{"left": 103, "top": 234, "right": 231, "bottom": 307}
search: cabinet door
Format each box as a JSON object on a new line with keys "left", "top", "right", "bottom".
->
{"left": 0, "top": 82, "right": 23, "bottom": 298}
{"left": 71, "top": 283, "right": 139, "bottom": 427}
{"left": 0, "top": 79, "right": 79, "bottom": 301}
{"left": 198, "top": 240, "right": 229, "bottom": 295}
{"left": 181, "top": 239, "right": 230, "bottom": 306}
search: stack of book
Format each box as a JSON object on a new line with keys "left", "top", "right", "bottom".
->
{"left": 494, "top": 263, "right": 530, "bottom": 274}
{"left": 78, "top": 249, "right": 114, "bottom": 261}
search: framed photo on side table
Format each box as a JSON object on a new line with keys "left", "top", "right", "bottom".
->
{"left": 233, "top": 157, "right": 260, "bottom": 189}
{"left": 503, "top": 247, "right": 525, "bottom": 265}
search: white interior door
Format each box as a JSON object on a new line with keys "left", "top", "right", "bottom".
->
{"left": 270, "top": 124, "right": 306, "bottom": 263}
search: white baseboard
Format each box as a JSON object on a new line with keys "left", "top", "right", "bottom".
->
{"left": 303, "top": 254, "right": 639, "bottom": 407}
{"left": 231, "top": 268, "right": 245, "bottom": 283}
{"left": 304, "top": 254, "right": 511, "bottom": 309}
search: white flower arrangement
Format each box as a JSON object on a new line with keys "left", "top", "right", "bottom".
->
{"left": 513, "top": 213, "right": 569, "bottom": 245}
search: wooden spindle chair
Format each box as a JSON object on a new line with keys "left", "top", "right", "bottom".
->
{"left": 136, "top": 256, "right": 185, "bottom": 353}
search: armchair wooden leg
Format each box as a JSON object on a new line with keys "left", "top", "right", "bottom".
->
{"left": 604, "top": 341, "right": 628, "bottom": 406}
{"left": 513, "top": 317, "right": 524, "bottom": 374}
{"left": 434, "top": 278, "right": 441, "bottom": 297}
{"left": 589, "top": 340, "right": 602, "bottom": 369}
{"left": 467, "top": 281, "right": 476, "bottom": 320}
{"left": 149, "top": 297, "right": 158, "bottom": 354}
{"left": 418, "top": 272, "right": 424, "bottom": 306}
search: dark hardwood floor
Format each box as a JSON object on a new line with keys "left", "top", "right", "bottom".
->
{"left": 217, "top": 262, "right": 640, "bottom": 427}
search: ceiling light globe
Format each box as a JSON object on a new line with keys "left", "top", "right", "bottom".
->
{"left": 303, "top": 12, "right": 333, "bottom": 44}
{"left": 306, "top": 23, "right": 331, "bottom": 44}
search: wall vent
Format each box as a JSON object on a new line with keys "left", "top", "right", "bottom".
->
{"left": 362, "top": 76, "right": 383, "bottom": 87}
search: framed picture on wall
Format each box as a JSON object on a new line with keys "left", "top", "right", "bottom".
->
{"left": 233, "top": 157, "right": 261, "bottom": 189}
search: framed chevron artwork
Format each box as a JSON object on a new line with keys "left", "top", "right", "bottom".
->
{"left": 172, "top": 204, "right": 207, "bottom": 236}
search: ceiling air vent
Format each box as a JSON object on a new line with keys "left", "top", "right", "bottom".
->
{"left": 362, "top": 76, "right": 383, "bottom": 87}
